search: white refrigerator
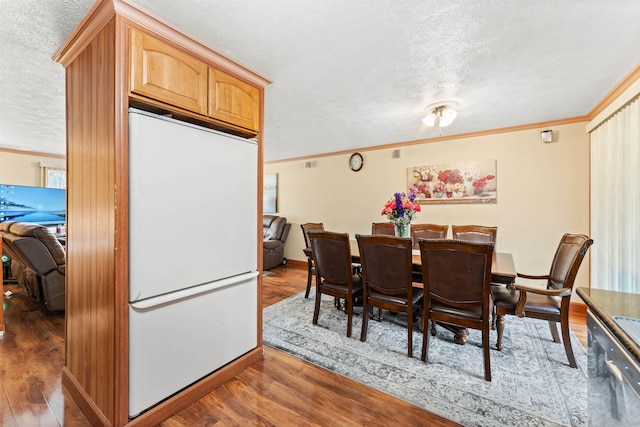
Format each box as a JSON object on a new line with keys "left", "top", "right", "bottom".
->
{"left": 127, "top": 109, "right": 258, "bottom": 418}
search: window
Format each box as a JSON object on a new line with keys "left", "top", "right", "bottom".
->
{"left": 39, "top": 162, "right": 66, "bottom": 189}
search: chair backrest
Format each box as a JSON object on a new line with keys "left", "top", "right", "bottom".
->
{"left": 356, "top": 234, "right": 413, "bottom": 296}
{"left": 371, "top": 222, "right": 395, "bottom": 235}
{"left": 419, "top": 239, "right": 494, "bottom": 312}
{"left": 308, "top": 230, "right": 353, "bottom": 285}
{"left": 547, "top": 233, "right": 594, "bottom": 291}
{"left": 411, "top": 223, "right": 449, "bottom": 246}
{"left": 0, "top": 221, "right": 21, "bottom": 263}
{"left": 452, "top": 225, "right": 497, "bottom": 245}
{"left": 1, "top": 222, "right": 65, "bottom": 274}
{"left": 263, "top": 215, "right": 289, "bottom": 241}
{"left": 301, "top": 222, "right": 324, "bottom": 248}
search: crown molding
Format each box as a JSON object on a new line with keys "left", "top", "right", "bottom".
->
{"left": 0, "top": 147, "right": 65, "bottom": 159}
{"left": 265, "top": 115, "right": 589, "bottom": 164}
{"left": 587, "top": 63, "right": 640, "bottom": 121}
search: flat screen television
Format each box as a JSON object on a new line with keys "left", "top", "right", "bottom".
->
{"left": 0, "top": 184, "right": 66, "bottom": 226}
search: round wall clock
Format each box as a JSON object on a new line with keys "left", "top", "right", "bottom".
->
{"left": 349, "top": 152, "right": 364, "bottom": 172}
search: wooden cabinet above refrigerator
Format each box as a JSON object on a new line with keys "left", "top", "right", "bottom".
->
{"left": 129, "top": 28, "right": 260, "bottom": 136}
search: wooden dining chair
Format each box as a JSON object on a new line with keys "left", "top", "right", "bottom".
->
{"left": 419, "top": 239, "right": 494, "bottom": 381}
{"left": 491, "top": 233, "right": 593, "bottom": 368}
{"left": 452, "top": 225, "right": 497, "bottom": 245}
{"left": 411, "top": 223, "right": 449, "bottom": 246}
{"left": 309, "top": 231, "right": 362, "bottom": 337}
{"left": 356, "top": 234, "right": 423, "bottom": 357}
{"left": 300, "top": 222, "right": 324, "bottom": 298}
{"left": 371, "top": 222, "right": 395, "bottom": 235}
{"left": 409, "top": 224, "right": 449, "bottom": 283}
{"left": 452, "top": 224, "right": 499, "bottom": 328}
{"left": 368, "top": 222, "right": 398, "bottom": 321}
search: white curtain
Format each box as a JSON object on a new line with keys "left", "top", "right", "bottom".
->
{"left": 45, "top": 167, "right": 66, "bottom": 189}
{"left": 590, "top": 94, "right": 640, "bottom": 292}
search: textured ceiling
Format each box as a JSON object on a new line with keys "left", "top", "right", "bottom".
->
{"left": 1, "top": 0, "right": 639, "bottom": 162}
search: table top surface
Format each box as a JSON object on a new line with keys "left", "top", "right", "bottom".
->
{"left": 304, "top": 240, "right": 516, "bottom": 279}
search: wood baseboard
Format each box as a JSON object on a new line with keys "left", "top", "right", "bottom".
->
{"left": 64, "top": 347, "right": 264, "bottom": 427}
{"left": 283, "top": 259, "right": 306, "bottom": 269}
{"left": 62, "top": 367, "right": 112, "bottom": 426}
{"left": 127, "top": 346, "right": 264, "bottom": 426}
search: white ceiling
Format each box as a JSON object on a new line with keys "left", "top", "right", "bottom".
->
{"left": 1, "top": 1, "right": 639, "bottom": 162}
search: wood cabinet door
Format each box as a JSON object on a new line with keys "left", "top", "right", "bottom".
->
{"left": 130, "top": 29, "right": 208, "bottom": 115}
{"left": 208, "top": 68, "right": 259, "bottom": 134}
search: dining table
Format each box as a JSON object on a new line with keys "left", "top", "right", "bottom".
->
{"left": 303, "top": 240, "right": 517, "bottom": 345}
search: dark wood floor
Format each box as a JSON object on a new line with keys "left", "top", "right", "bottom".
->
{"left": 0, "top": 264, "right": 588, "bottom": 426}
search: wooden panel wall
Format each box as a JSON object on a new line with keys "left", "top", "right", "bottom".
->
{"left": 64, "top": 18, "right": 119, "bottom": 424}
{"left": 0, "top": 239, "right": 3, "bottom": 334}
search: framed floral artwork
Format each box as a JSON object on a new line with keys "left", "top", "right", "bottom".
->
{"left": 407, "top": 159, "right": 497, "bottom": 204}
{"left": 263, "top": 173, "right": 278, "bottom": 213}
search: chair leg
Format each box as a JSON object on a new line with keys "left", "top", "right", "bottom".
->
{"left": 560, "top": 318, "right": 577, "bottom": 368}
{"left": 412, "top": 304, "right": 421, "bottom": 324}
{"left": 421, "top": 318, "right": 431, "bottom": 362}
{"left": 305, "top": 259, "right": 313, "bottom": 298}
{"left": 489, "top": 285, "right": 498, "bottom": 330}
{"left": 496, "top": 313, "right": 505, "bottom": 351}
{"left": 491, "top": 306, "right": 496, "bottom": 330}
{"left": 360, "top": 300, "right": 369, "bottom": 342}
{"left": 346, "top": 296, "right": 353, "bottom": 338}
{"left": 483, "top": 324, "right": 491, "bottom": 382}
{"left": 407, "top": 307, "right": 413, "bottom": 358}
{"left": 312, "top": 289, "right": 322, "bottom": 325}
{"left": 549, "top": 320, "right": 561, "bottom": 343}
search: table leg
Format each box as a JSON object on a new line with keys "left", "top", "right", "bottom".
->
{"left": 437, "top": 323, "right": 469, "bottom": 345}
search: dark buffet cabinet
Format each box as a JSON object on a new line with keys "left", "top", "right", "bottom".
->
{"left": 577, "top": 287, "right": 640, "bottom": 424}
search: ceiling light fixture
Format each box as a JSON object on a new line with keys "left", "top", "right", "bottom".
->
{"left": 422, "top": 101, "right": 459, "bottom": 128}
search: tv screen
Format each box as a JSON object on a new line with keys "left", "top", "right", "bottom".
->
{"left": 0, "top": 184, "right": 66, "bottom": 226}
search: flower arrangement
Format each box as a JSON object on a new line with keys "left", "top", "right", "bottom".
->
{"left": 410, "top": 181, "right": 429, "bottom": 197}
{"left": 473, "top": 174, "right": 495, "bottom": 191}
{"left": 445, "top": 182, "right": 465, "bottom": 197}
{"left": 461, "top": 165, "right": 480, "bottom": 183}
{"left": 432, "top": 181, "right": 445, "bottom": 194}
{"left": 437, "top": 169, "right": 463, "bottom": 185}
{"left": 381, "top": 191, "right": 421, "bottom": 225}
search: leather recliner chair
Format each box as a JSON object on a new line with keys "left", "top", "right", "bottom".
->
{"left": 263, "top": 215, "right": 290, "bottom": 270}
{"left": 0, "top": 221, "right": 66, "bottom": 311}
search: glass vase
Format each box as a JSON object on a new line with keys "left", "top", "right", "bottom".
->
{"left": 394, "top": 222, "right": 409, "bottom": 238}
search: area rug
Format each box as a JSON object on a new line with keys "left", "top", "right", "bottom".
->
{"left": 263, "top": 291, "right": 587, "bottom": 427}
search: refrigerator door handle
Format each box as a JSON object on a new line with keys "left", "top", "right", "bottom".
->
{"left": 130, "top": 271, "right": 259, "bottom": 310}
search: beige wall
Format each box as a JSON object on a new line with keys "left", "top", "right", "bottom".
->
{"left": 0, "top": 150, "right": 65, "bottom": 186}
{"left": 265, "top": 121, "right": 591, "bottom": 288}
{"left": 2, "top": 123, "right": 591, "bottom": 287}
